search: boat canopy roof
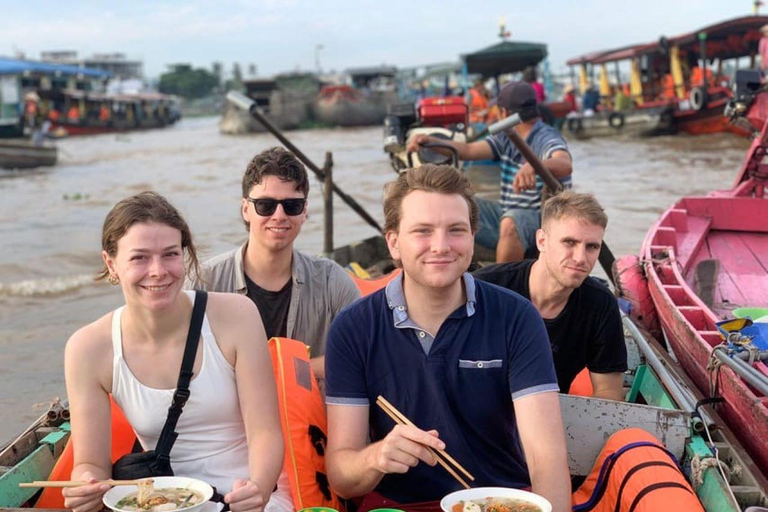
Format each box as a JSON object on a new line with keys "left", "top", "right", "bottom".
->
{"left": 0, "top": 57, "right": 110, "bottom": 78}
{"left": 345, "top": 65, "right": 398, "bottom": 80}
{"left": 463, "top": 41, "right": 547, "bottom": 77}
{"left": 567, "top": 15, "right": 768, "bottom": 65}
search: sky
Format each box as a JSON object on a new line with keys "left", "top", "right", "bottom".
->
{"left": 0, "top": 0, "right": 760, "bottom": 80}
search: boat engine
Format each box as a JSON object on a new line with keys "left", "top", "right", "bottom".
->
{"left": 384, "top": 103, "right": 417, "bottom": 153}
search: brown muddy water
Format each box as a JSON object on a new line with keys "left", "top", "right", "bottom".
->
{"left": 0, "top": 116, "right": 750, "bottom": 444}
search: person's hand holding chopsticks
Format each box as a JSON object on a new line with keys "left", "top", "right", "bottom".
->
{"left": 62, "top": 471, "right": 111, "bottom": 512}
{"left": 369, "top": 423, "right": 446, "bottom": 474}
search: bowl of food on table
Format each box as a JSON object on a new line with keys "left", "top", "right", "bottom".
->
{"left": 440, "top": 487, "right": 552, "bottom": 512}
{"left": 103, "top": 476, "right": 213, "bottom": 512}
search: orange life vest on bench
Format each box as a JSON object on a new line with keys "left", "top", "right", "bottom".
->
{"left": 572, "top": 428, "right": 704, "bottom": 512}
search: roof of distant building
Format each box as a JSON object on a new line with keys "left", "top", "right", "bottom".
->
{"left": 0, "top": 57, "right": 110, "bottom": 78}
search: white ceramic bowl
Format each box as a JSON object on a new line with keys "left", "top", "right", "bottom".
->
{"left": 103, "top": 476, "right": 213, "bottom": 512}
{"left": 440, "top": 487, "right": 552, "bottom": 512}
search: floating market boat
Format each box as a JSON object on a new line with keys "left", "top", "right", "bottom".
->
{"left": 41, "top": 90, "right": 180, "bottom": 136}
{"left": 615, "top": 93, "right": 768, "bottom": 480}
{"left": 566, "top": 15, "right": 768, "bottom": 137}
{"left": 312, "top": 66, "right": 399, "bottom": 127}
{"left": 0, "top": 139, "right": 57, "bottom": 169}
{"left": 562, "top": 106, "right": 672, "bottom": 139}
{"left": 219, "top": 73, "right": 319, "bottom": 134}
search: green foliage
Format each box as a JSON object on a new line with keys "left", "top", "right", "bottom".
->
{"left": 159, "top": 64, "right": 219, "bottom": 99}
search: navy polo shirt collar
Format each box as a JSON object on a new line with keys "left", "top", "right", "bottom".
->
{"left": 385, "top": 271, "right": 477, "bottom": 326}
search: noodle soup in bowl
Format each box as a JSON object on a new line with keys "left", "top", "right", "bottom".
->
{"left": 440, "top": 487, "right": 552, "bottom": 512}
{"left": 103, "top": 476, "right": 213, "bottom": 512}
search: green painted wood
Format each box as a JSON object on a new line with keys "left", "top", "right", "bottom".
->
{"left": 626, "top": 364, "right": 646, "bottom": 402}
{"left": 635, "top": 364, "right": 678, "bottom": 409}
{"left": 685, "top": 437, "right": 741, "bottom": 512}
{"left": 0, "top": 445, "right": 55, "bottom": 507}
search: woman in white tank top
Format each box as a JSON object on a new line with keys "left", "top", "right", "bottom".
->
{"left": 62, "top": 192, "right": 291, "bottom": 512}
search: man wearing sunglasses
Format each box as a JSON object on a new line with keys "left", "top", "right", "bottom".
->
{"left": 190, "top": 147, "right": 360, "bottom": 383}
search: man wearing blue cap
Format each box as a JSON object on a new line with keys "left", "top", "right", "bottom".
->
{"left": 408, "top": 81, "right": 572, "bottom": 263}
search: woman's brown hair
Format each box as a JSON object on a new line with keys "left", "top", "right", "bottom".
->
{"left": 97, "top": 191, "right": 200, "bottom": 282}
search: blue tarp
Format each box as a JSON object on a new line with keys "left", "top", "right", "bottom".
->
{"left": 0, "top": 57, "right": 110, "bottom": 78}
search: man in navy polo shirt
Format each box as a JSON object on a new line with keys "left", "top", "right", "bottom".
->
{"left": 324, "top": 164, "right": 571, "bottom": 512}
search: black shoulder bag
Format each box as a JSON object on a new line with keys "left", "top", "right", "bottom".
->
{"left": 112, "top": 290, "right": 208, "bottom": 479}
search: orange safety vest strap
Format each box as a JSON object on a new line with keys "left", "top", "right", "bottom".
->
{"left": 36, "top": 397, "right": 137, "bottom": 509}
{"left": 350, "top": 268, "right": 401, "bottom": 297}
{"left": 268, "top": 337, "right": 343, "bottom": 511}
{"left": 572, "top": 428, "right": 704, "bottom": 512}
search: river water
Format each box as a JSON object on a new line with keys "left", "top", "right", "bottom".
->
{"left": 0, "top": 116, "right": 750, "bottom": 444}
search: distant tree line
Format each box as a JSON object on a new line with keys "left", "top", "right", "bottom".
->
{"left": 159, "top": 62, "right": 256, "bottom": 99}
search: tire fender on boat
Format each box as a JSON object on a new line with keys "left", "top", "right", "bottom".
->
{"left": 690, "top": 87, "right": 709, "bottom": 112}
{"left": 613, "top": 254, "right": 661, "bottom": 338}
{"left": 608, "top": 112, "right": 625, "bottom": 129}
{"left": 567, "top": 117, "right": 583, "bottom": 133}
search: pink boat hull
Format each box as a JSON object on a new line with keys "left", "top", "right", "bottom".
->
{"left": 640, "top": 122, "right": 768, "bottom": 477}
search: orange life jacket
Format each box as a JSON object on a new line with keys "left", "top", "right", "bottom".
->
{"left": 36, "top": 397, "right": 137, "bottom": 509}
{"left": 269, "top": 337, "right": 342, "bottom": 511}
{"left": 349, "top": 268, "right": 401, "bottom": 297}
{"left": 572, "top": 428, "right": 704, "bottom": 512}
{"left": 468, "top": 88, "right": 489, "bottom": 124}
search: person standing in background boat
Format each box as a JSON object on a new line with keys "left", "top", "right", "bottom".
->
{"left": 324, "top": 164, "right": 571, "bottom": 512}
{"left": 467, "top": 78, "right": 490, "bottom": 128}
{"left": 523, "top": 66, "right": 546, "bottom": 103}
{"left": 407, "top": 81, "right": 573, "bottom": 263}
{"left": 188, "top": 147, "right": 360, "bottom": 388}
{"left": 62, "top": 192, "right": 291, "bottom": 512}
{"left": 760, "top": 24, "right": 768, "bottom": 73}
{"left": 474, "top": 191, "right": 627, "bottom": 401}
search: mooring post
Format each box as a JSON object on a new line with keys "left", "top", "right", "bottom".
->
{"left": 323, "top": 151, "right": 334, "bottom": 256}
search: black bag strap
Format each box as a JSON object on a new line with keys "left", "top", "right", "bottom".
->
{"left": 154, "top": 290, "right": 208, "bottom": 458}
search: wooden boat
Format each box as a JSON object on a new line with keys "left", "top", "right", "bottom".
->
{"left": 0, "top": 139, "right": 57, "bottom": 169}
{"left": 42, "top": 90, "right": 180, "bottom": 137}
{"left": 616, "top": 105, "right": 768, "bottom": 479}
{"left": 220, "top": 74, "right": 318, "bottom": 134}
{"left": 313, "top": 67, "right": 399, "bottom": 127}
{"left": 562, "top": 106, "right": 672, "bottom": 139}
{"left": 5, "top": 304, "right": 764, "bottom": 510}
{"left": 566, "top": 15, "right": 768, "bottom": 137}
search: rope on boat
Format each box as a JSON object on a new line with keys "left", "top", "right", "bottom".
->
{"left": 690, "top": 453, "right": 742, "bottom": 489}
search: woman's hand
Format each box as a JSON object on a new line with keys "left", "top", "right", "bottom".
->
{"left": 224, "top": 479, "right": 265, "bottom": 512}
{"left": 62, "top": 472, "right": 110, "bottom": 512}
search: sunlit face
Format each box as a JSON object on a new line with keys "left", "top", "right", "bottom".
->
{"left": 103, "top": 222, "right": 185, "bottom": 311}
{"left": 242, "top": 175, "right": 307, "bottom": 254}
{"left": 536, "top": 215, "right": 604, "bottom": 290}
{"left": 386, "top": 190, "right": 474, "bottom": 293}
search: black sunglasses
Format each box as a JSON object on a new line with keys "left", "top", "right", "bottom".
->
{"left": 247, "top": 197, "right": 306, "bottom": 216}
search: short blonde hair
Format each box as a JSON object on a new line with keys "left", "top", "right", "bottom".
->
{"left": 541, "top": 191, "right": 608, "bottom": 229}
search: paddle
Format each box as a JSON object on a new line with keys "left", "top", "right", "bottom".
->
{"left": 487, "top": 114, "right": 617, "bottom": 282}
{"left": 226, "top": 91, "right": 383, "bottom": 234}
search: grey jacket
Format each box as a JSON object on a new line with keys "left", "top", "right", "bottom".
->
{"left": 188, "top": 242, "right": 360, "bottom": 358}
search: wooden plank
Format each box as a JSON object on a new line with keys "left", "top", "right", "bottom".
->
{"left": 0, "top": 445, "right": 55, "bottom": 507}
{"left": 703, "top": 232, "right": 749, "bottom": 309}
{"left": 708, "top": 231, "right": 768, "bottom": 309}
{"left": 0, "top": 431, "right": 38, "bottom": 467}
{"left": 560, "top": 394, "right": 689, "bottom": 476}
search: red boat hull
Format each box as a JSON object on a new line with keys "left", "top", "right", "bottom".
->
{"left": 640, "top": 127, "right": 768, "bottom": 476}
{"left": 49, "top": 120, "right": 172, "bottom": 137}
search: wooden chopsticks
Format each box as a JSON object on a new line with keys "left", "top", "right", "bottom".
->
{"left": 376, "top": 395, "right": 474, "bottom": 489}
{"left": 19, "top": 478, "right": 153, "bottom": 488}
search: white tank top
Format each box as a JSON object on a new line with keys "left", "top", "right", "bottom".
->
{"left": 111, "top": 291, "right": 292, "bottom": 512}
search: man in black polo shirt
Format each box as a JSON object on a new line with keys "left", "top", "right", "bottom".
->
{"left": 474, "top": 191, "right": 627, "bottom": 401}
{"left": 324, "top": 165, "right": 571, "bottom": 512}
